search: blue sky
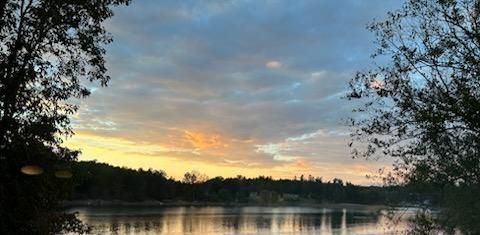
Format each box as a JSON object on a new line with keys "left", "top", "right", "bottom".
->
{"left": 67, "top": 0, "right": 403, "bottom": 184}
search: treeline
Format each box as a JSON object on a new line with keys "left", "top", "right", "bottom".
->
{"left": 69, "top": 161, "right": 426, "bottom": 205}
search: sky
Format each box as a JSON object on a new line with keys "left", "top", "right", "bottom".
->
{"left": 64, "top": 0, "right": 403, "bottom": 185}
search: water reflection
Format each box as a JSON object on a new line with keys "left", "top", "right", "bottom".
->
{"left": 70, "top": 206, "right": 411, "bottom": 235}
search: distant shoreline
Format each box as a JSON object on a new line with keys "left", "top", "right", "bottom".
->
{"left": 63, "top": 199, "right": 394, "bottom": 210}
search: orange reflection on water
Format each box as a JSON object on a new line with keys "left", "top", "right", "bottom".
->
{"left": 69, "top": 206, "right": 413, "bottom": 235}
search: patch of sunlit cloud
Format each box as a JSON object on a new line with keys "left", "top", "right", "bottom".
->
{"left": 286, "top": 130, "right": 326, "bottom": 142}
{"left": 273, "top": 155, "right": 300, "bottom": 162}
{"left": 255, "top": 143, "right": 286, "bottom": 156}
{"left": 311, "top": 71, "right": 327, "bottom": 78}
{"left": 265, "top": 60, "right": 282, "bottom": 69}
{"left": 255, "top": 129, "right": 351, "bottom": 168}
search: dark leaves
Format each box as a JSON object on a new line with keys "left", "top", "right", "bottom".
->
{"left": 0, "top": 0, "right": 130, "bottom": 234}
{"left": 349, "top": 0, "right": 480, "bottom": 186}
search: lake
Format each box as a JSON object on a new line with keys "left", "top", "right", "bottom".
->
{"left": 69, "top": 206, "right": 414, "bottom": 235}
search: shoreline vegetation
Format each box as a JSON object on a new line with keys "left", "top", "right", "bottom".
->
{"left": 63, "top": 200, "right": 391, "bottom": 210}
{"left": 66, "top": 161, "right": 435, "bottom": 209}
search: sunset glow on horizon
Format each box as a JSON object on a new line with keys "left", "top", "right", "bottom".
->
{"left": 64, "top": 0, "right": 401, "bottom": 185}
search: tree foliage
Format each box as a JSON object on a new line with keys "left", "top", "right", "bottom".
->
{"left": 183, "top": 170, "right": 209, "bottom": 184}
{"left": 349, "top": 0, "right": 480, "bottom": 186}
{"left": 70, "top": 161, "right": 419, "bottom": 206}
{"left": 0, "top": 0, "right": 130, "bottom": 234}
{"left": 348, "top": 0, "right": 480, "bottom": 232}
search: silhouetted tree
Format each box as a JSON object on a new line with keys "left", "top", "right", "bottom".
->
{"left": 183, "top": 172, "right": 198, "bottom": 184}
{"left": 70, "top": 161, "right": 411, "bottom": 206}
{"left": 182, "top": 170, "right": 208, "bottom": 201}
{"left": 183, "top": 170, "right": 208, "bottom": 184}
{"left": 0, "top": 0, "right": 130, "bottom": 234}
{"left": 349, "top": 0, "right": 480, "bottom": 232}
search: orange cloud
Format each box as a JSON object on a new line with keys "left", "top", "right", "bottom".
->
{"left": 294, "top": 159, "right": 308, "bottom": 169}
{"left": 184, "top": 130, "right": 225, "bottom": 149}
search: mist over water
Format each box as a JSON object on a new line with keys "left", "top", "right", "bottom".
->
{"left": 70, "top": 206, "right": 413, "bottom": 235}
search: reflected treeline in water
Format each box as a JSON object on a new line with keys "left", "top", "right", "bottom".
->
{"left": 70, "top": 206, "right": 410, "bottom": 235}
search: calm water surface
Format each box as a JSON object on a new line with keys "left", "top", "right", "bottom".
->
{"left": 69, "top": 206, "right": 414, "bottom": 235}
